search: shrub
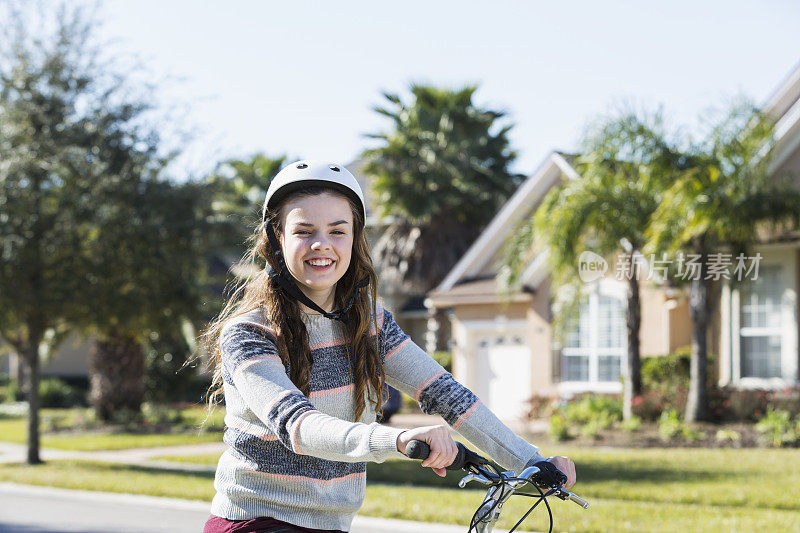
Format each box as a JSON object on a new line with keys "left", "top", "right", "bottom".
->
{"left": 580, "top": 418, "right": 606, "bottom": 439}
{"left": 1, "top": 378, "right": 24, "bottom": 403}
{"left": 642, "top": 348, "right": 690, "bottom": 392}
{"left": 710, "top": 388, "right": 770, "bottom": 422}
{"left": 562, "top": 394, "right": 622, "bottom": 427}
{"left": 620, "top": 415, "right": 642, "bottom": 432}
{"left": 755, "top": 408, "right": 798, "bottom": 447}
{"left": 658, "top": 409, "right": 683, "bottom": 441}
{"left": 631, "top": 387, "right": 687, "bottom": 421}
{"left": 548, "top": 414, "right": 571, "bottom": 442}
{"left": 682, "top": 426, "right": 706, "bottom": 443}
{"left": 142, "top": 403, "right": 185, "bottom": 427}
{"left": 770, "top": 387, "right": 800, "bottom": 417}
{"left": 109, "top": 407, "right": 144, "bottom": 427}
{"left": 39, "top": 378, "right": 82, "bottom": 408}
{"left": 715, "top": 429, "right": 741, "bottom": 444}
{"left": 657, "top": 408, "right": 705, "bottom": 442}
{"left": 550, "top": 394, "right": 621, "bottom": 439}
{"left": 636, "top": 348, "right": 692, "bottom": 421}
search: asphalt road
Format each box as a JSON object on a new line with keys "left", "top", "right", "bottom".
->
{"left": 0, "top": 483, "right": 474, "bottom": 533}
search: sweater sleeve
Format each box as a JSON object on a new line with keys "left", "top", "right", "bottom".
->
{"left": 378, "top": 306, "right": 548, "bottom": 472}
{"left": 221, "top": 321, "right": 405, "bottom": 464}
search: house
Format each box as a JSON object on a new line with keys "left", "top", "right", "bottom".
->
{"left": 427, "top": 61, "right": 800, "bottom": 423}
{"left": 717, "top": 61, "right": 800, "bottom": 389}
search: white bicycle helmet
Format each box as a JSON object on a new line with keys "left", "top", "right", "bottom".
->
{"left": 262, "top": 160, "right": 365, "bottom": 222}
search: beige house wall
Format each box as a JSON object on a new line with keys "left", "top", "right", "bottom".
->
{"left": 1, "top": 333, "right": 92, "bottom": 380}
{"left": 453, "top": 302, "right": 528, "bottom": 321}
{"left": 669, "top": 297, "right": 693, "bottom": 353}
{"left": 527, "top": 278, "right": 556, "bottom": 395}
{"left": 41, "top": 334, "right": 92, "bottom": 376}
{"left": 640, "top": 284, "right": 666, "bottom": 356}
{"left": 640, "top": 283, "right": 693, "bottom": 357}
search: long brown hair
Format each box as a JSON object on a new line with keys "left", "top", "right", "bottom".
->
{"left": 200, "top": 187, "right": 384, "bottom": 421}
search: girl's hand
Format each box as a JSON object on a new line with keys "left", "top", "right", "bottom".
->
{"left": 547, "top": 455, "right": 576, "bottom": 490}
{"left": 396, "top": 425, "right": 458, "bottom": 477}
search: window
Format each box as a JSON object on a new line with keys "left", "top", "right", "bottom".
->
{"left": 562, "top": 292, "right": 625, "bottom": 383}
{"left": 740, "top": 265, "right": 783, "bottom": 378}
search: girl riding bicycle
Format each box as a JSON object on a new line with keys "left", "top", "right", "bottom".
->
{"left": 202, "top": 161, "right": 576, "bottom": 533}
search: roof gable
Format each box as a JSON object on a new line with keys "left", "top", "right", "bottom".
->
{"left": 763, "top": 60, "right": 800, "bottom": 120}
{"left": 435, "top": 151, "right": 579, "bottom": 293}
{"left": 764, "top": 61, "right": 800, "bottom": 175}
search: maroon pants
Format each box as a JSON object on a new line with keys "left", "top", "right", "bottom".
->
{"left": 204, "top": 514, "right": 347, "bottom": 533}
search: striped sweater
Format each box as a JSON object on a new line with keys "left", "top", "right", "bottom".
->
{"left": 209, "top": 302, "right": 546, "bottom": 531}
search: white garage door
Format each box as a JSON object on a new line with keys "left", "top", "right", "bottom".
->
{"left": 476, "top": 334, "right": 531, "bottom": 421}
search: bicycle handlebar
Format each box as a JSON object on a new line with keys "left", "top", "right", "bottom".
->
{"left": 405, "top": 439, "right": 588, "bottom": 532}
{"left": 406, "top": 439, "right": 589, "bottom": 510}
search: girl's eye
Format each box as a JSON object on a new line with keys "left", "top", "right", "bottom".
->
{"left": 331, "top": 230, "right": 345, "bottom": 235}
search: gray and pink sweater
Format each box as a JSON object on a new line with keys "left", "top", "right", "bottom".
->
{"left": 209, "top": 302, "right": 546, "bottom": 531}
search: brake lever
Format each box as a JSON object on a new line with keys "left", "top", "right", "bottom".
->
{"left": 458, "top": 472, "right": 493, "bottom": 488}
{"left": 553, "top": 488, "right": 590, "bottom": 509}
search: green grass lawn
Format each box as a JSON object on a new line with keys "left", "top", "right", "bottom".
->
{"left": 2, "top": 447, "right": 798, "bottom": 531}
{"left": 152, "top": 453, "right": 222, "bottom": 464}
{"left": 0, "top": 406, "right": 224, "bottom": 450}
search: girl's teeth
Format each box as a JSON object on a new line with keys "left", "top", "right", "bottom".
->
{"left": 308, "top": 260, "right": 332, "bottom": 266}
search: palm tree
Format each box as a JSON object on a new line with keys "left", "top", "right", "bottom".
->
{"left": 362, "top": 85, "right": 524, "bottom": 350}
{"left": 646, "top": 101, "right": 800, "bottom": 422}
{"left": 505, "top": 109, "right": 678, "bottom": 420}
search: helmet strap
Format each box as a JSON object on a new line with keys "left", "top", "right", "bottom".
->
{"left": 265, "top": 220, "right": 369, "bottom": 323}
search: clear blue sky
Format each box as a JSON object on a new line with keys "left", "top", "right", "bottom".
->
{"left": 97, "top": 0, "right": 800, "bottom": 179}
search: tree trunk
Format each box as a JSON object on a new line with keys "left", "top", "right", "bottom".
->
{"left": 89, "top": 330, "right": 145, "bottom": 422}
{"left": 20, "top": 330, "right": 43, "bottom": 465}
{"left": 685, "top": 240, "right": 712, "bottom": 423}
{"left": 623, "top": 264, "right": 642, "bottom": 421}
{"left": 685, "top": 271, "right": 712, "bottom": 422}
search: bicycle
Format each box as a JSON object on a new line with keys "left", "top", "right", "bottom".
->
{"left": 406, "top": 440, "right": 589, "bottom": 533}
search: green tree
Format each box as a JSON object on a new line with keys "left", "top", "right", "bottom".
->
{"left": 646, "top": 101, "right": 800, "bottom": 422}
{"left": 0, "top": 2, "right": 210, "bottom": 462}
{"left": 78, "top": 177, "right": 210, "bottom": 421}
{"left": 197, "top": 153, "right": 288, "bottom": 325}
{"left": 203, "top": 153, "right": 286, "bottom": 256}
{"left": 504, "top": 109, "right": 678, "bottom": 420}
{"left": 362, "top": 85, "right": 523, "bottom": 349}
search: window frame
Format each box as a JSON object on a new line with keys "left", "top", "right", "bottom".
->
{"left": 722, "top": 246, "right": 798, "bottom": 389}
{"left": 558, "top": 280, "right": 626, "bottom": 394}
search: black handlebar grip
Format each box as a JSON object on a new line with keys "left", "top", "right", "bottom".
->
{"left": 405, "top": 440, "right": 430, "bottom": 460}
{"left": 406, "top": 440, "right": 488, "bottom": 471}
{"left": 531, "top": 460, "right": 568, "bottom": 488}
